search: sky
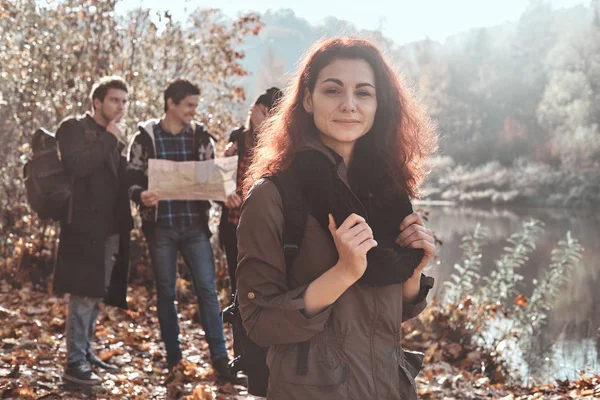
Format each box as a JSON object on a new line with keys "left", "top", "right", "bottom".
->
{"left": 119, "top": 0, "right": 588, "bottom": 44}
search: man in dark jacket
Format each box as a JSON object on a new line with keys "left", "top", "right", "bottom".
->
{"left": 126, "top": 79, "right": 239, "bottom": 383}
{"left": 54, "top": 76, "right": 133, "bottom": 386}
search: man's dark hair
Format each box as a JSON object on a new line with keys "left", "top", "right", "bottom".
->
{"left": 89, "top": 76, "right": 128, "bottom": 110}
{"left": 164, "top": 79, "right": 201, "bottom": 112}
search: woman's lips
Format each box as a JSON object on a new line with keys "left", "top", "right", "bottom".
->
{"left": 334, "top": 119, "right": 360, "bottom": 124}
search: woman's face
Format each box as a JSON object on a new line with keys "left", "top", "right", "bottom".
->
{"left": 303, "top": 58, "right": 377, "bottom": 150}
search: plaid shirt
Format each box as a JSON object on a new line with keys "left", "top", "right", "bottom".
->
{"left": 153, "top": 123, "right": 203, "bottom": 228}
{"left": 227, "top": 151, "right": 251, "bottom": 226}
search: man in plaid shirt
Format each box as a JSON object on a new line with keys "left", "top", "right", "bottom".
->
{"left": 126, "top": 79, "right": 240, "bottom": 383}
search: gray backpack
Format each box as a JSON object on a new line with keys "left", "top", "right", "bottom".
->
{"left": 23, "top": 128, "right": 73, "bottom": 222}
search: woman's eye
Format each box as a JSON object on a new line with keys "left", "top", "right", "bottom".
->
{"left": 357, "top": 91, "right": 372, "bottom": 97}
{"left": 325, "top": 88, "right": 340, "bottom": 95}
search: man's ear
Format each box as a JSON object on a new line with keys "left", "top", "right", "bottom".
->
{"left": 92, "top": 98, "right": 102, "bottom": 112}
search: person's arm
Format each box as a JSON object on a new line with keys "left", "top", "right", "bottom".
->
{"left": 402, "top": 272, "right": 434, "bottom": 321}
{"left": 125, "top": 131, "right": 149, "bottom": 206}
{"left": 397, "top": 212, "right": 436, "bottom": 321}
{"left": 236, "top": 180, "right": 376, "bottom": 347}
{"left": 57, "top": 118, "right": 118, "bottom": 178}
{"left": 304, "top": 214, "right": 376, "bottom": 316}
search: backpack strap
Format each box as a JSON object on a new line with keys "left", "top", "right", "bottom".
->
{"left": 264, "top": 173, "right": 308, "bottom": 275}
{"left": 265, "top": 172, "right": 311, "bottom": 376}
{"left": 192, "top": 122, "right": 217, "bottom": 153}
{"left": 67, "top": 187, "right": 73, "bottom": 224}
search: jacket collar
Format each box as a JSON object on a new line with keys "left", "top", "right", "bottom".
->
{"left": 297, "top": 136, "right": 350, "bottom": 185}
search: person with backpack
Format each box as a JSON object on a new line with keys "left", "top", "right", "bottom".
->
{"left": 220, "top": 87, "right": 283, "bottom": 298}
{"left": 236, "top": 37, "right": 438, "bottom": 399}
{"left": 52, "top": 76, "right": 134, "bottom": 386}
{"left": 219, "top": 88, "right": 282, "bottom": 369}
{"left": 125, "top": 79, "right": 240, "bottom": 383}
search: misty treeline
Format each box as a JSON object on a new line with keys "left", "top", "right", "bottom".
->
{"left": 390, "top": 1, "right": 600, "bottom": 208}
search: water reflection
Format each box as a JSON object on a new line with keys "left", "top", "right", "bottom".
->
{"left": 421, "top": 205, "right": 600, "bottom": 381}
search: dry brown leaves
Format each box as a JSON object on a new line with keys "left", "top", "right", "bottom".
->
{"left": 2, "top": 282, "right": 598, "bottom": 399}
{"left": 0, "top": 281, "right": 247, "bottom": 399}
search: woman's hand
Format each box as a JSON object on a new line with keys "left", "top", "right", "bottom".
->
{"left": 224, "top": 141, "right": 238, "bottom": 157}
{"left": 328, "top": 213, "right": 378, "bottom": 283}
{"left": 396, "top": 212, "right": 436, "bottom": 271}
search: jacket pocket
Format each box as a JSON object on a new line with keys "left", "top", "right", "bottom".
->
{"left": 268, "top": 330, "right": 348, "bottom": 398}
{"left": 289, "top": 330, "right": 347, "bottom": 385}
{"left": 67, "top": 208, "right": 99, "bottom": 234}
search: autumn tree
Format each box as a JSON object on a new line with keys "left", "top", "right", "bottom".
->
{"left": 0, "top": 0, "right": 262, "bottom": 284}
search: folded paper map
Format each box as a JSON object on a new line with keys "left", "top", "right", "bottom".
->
{"left": 148, "top": 156, "right": 238, "bottom": 202}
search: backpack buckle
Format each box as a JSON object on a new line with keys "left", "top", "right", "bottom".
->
{"left": 283, "top": 244, "right": 299, "bottom": 257}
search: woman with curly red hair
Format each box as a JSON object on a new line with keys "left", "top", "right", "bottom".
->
{"left": 236, "top": 36, "right": 438, "bottom": 399}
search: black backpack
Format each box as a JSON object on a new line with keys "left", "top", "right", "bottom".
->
{"left": 222, "top": 172, "right": 308, "bottom": 397}
{"left": 23, "top": 128, "right": 73, "bottom": 222}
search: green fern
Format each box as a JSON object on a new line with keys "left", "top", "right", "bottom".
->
{"left": 482, "top": 219, "right": 545, "bottom": 303}
{"left": 515, "top": 231, "right": 583, "bottom": 334}
{"left": 442, "top": 223, "right": 584, "bottom": 385}
{"left": 443, "top": 223, "right": 488, "bottom": 303}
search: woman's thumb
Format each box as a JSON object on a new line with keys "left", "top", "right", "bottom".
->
{"left": 328, "top": 213, "right": 337, "bottom": 234}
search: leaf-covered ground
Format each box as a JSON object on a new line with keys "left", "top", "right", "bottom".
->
{"left": 1, "top": 282, "right": 598, "bottom": 399}
{"left": 0, "top": 280, "right": 252, "bottom": 399}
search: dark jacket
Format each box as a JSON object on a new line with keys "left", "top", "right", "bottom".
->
{"left": 104, "top": 153, "right": 135, "bottom": 309}
{"left": 218, "top": 125, "right": 245, "bottom": 243}
{"left": 236, "top": 138, "right": 432, "bottom": 400}
{"left": 125, "top": 119, "right": 215, "bottom": 235}
{"left": 53, "top": 114, "right": 133, "bottom": 300}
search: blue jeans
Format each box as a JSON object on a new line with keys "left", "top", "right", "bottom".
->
{"left": 66, "top": 234, "right": 119, "bottom": 366}
{"left": 145, "top": 225, "right": 227, "bottom": 366}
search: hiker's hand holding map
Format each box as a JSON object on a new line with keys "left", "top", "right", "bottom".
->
{"left": 148, "top": 156, "right": 238, "bottom": 202}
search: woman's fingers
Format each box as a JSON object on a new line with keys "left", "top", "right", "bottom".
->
{"left": 338, "top": 213, "right": 366, "bottom": 231}
{"left": 358, "top": 238, "right": 378, "bottom": 254}
{"left": 351, "top": 228, "right": 374, "bottom": 247}
{"left": 397, "top": 225, "right": 434, "bottom": 247}
{"left": 399, "top": 212, "right": 424, "bottom": 231}
{"left": 407, "top": 239, "right": 436, "bottom": 257}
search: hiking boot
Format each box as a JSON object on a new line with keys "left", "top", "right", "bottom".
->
{"left": 229, "top": 356, "right": 245, "bottom": 374}
{"left": 213, "top": 356, "right": 247, "bottom": 385}
{"left": 86, "top": 352, "right": 119, "bottom": 373}
{"left": 63, "top": 362, "right": 102, "bottom": 386}
{"left": 167, "top": 354, "right": 182, "bottom": 372}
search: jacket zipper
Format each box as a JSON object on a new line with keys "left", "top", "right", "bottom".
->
{"left": 336, "top": 170, "right": 370, "bottom": 223}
